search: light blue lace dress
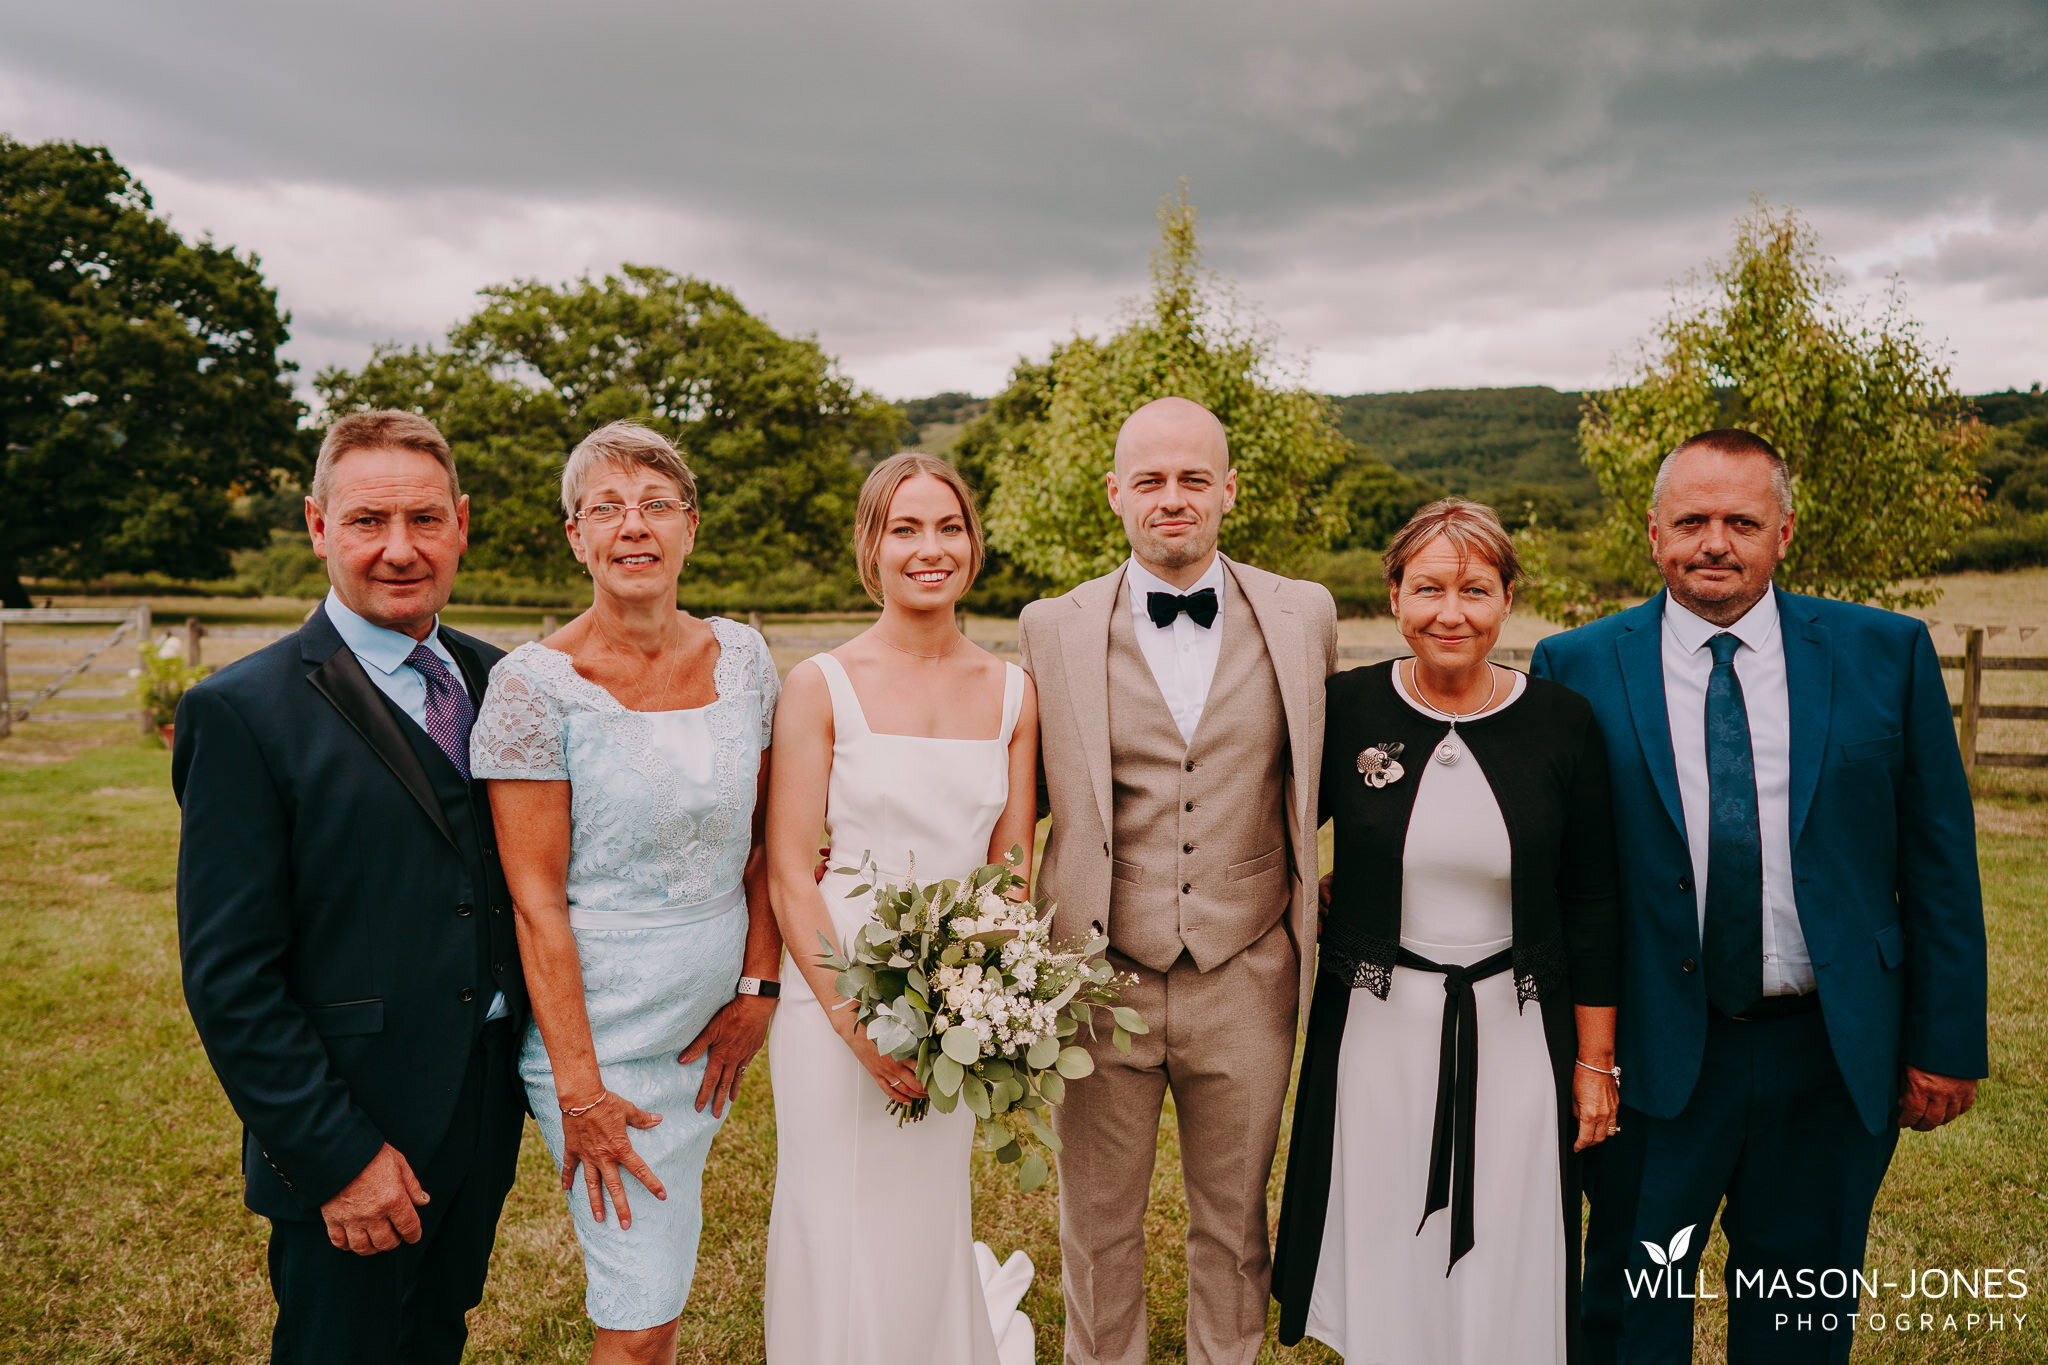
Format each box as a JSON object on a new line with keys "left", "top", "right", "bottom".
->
{"left": 470, "top": 617, "right": 778, "bottom": 1330}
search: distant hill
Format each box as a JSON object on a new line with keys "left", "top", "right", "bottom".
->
{"left": 895, "top": 384, "right": 2048, "bottom": 515}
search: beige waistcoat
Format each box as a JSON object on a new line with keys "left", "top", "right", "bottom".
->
{"left": 1105, "top": 573, "right": 1291, "bottom": 973}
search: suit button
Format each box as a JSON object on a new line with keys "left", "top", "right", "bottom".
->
{"left": 1184, "top": 800, "right": 1194, "bottom": 812}
{"left": 492, "top": 903, "right": 506, "bottom": 916}
{"left": 1681, "top": 958, "right": 1697, "bottom": 973}
{"left": 458, "top": 987, "right": 476, "bottom": 1003}
{"left": 1181, "top": 882, "right": 1192, "bottom": 894}
{"left": 456, "top": 901, "right": 474, "bottom": 917}
{"left": 1677, "top": 877, "right": 1691, "bottom": 893}
{"left": 492, "top": 962, "right": 505, "bottom": 975}
{"left": 1183, "top": 842, "right": 1194, "bottom": 854}
{"left": 1184, "top": 760, "right": 1196, "bottom": 772}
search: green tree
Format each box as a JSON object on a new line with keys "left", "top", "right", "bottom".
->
{"left": 1531, "top": 199, "right": 1982, "bottom": 623}
{"left": 317, "top": 265, "right": 901, "bottom": 588}
{"left": 0, "top": 138, "right": 304, "bottom": 607}
{"left": 981, "top": 186, "right": 1350, "bottom": 588}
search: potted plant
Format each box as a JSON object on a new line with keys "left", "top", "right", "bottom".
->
{"left": 133, "top": 634, "right": 211, "bottom": 747}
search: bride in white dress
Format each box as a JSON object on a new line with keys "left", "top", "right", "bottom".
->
{"left": 762, "top": 455, "right": 1040, "bottom": 1365}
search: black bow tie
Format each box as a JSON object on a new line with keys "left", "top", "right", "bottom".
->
{"left": 1147, "top": 587, "right": 1218, "bottom": 630}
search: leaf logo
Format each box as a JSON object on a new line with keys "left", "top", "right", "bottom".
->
{"left": 1642, "top": 1224, "right": 1696, "bottom": 1267}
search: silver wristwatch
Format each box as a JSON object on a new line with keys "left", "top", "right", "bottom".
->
{"left": 737, "top": 976, "right": 781, "bottom": 999}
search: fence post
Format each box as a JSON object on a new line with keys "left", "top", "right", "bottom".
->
{"left": 540, "top": 614, "right": 558, "bottom": 638}
{"left": 748, "top": 611, "right": 763, "bottom": 633}
{"left": 1958, "top": 626, "right": 1984, "bottom": 783}
{"left": 0, "top": 621, "right": 10, "bottom": 740}
{"left": 185, "top": 617, "right": 203, "bottom": 669}
{"left": 135, "top": 601, "right": 154, "bottom": 737}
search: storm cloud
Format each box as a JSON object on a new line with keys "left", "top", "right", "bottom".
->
{"left": 4, "top": 0, "right": 2043, "bottom": 396}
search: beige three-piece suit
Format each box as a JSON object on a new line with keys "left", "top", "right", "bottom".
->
{"left": 1020, "top": 555, "right": 1337, "bottom": 1365}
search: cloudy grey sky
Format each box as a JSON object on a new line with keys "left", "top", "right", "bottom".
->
{"left": 5, "top": 0, "right": 2044, "bottom": 400}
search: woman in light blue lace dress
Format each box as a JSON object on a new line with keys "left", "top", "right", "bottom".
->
{"left": 473, "top": 422, "right": 784, "bottom": 1363}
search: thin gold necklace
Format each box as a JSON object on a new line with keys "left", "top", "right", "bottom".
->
{"left": 1406, "top": 659, "right": 1500, "bottom": 766}
{"left": 874, "top": 629, "right": 960, "bottom": 661}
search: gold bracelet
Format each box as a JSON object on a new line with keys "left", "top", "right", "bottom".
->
{"left": 560, "top": 1088, "right": 608, "bottom": 1118}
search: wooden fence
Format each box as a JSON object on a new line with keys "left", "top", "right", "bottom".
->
{"left": 1944, "top": 626, "right": 2048, "bottom": 779}
{"left": 0, "top": 605, "right": 154, "bottom": 738}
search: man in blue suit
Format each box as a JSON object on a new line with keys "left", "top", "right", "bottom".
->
{"left": 174, "top": 411, "right": 526, "bottom": 1364}
{"left": 1531, "top": 429, "right": 1985, "bottom": 1364}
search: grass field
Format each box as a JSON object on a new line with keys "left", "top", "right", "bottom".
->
{"left": 3, "top": 568, "right": 2044, "bottom": 1361}
{"left": 1, "top": 733, "right": 2043, "bottom": 1363}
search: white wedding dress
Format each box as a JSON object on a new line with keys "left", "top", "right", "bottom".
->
{"left": 763, "top": 652, "right": 1036, "bottom": 1365}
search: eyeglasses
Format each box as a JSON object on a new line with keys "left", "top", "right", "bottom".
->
{"left": 574, "top": 498, "right": 693, "bottom": 525}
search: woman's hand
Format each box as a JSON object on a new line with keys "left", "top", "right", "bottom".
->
{"left": 841, "top": 1016, "right": 927, "bottom": 1105}
{"left": 679, "top": 995, "right": 775, "bottom": 1118}
{"left": 1572, "top": 1064, "right": 1621, "bottom": 1152}
{"left": 559, "top": 1091, "right": 667, "bottom": 1228}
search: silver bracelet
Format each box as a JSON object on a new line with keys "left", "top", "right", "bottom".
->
{"left": 560, "top": 1088, "right": 609, "bottom": 1118}
{"left": 1576, "top": 1060, "right": 1621, "bottom": 1084}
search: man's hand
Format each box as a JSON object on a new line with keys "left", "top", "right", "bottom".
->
{"left": 679, "top": 994, "right": 775, "bottom": 1118}
{"left": 321, "top": 1143, "right": 429, "bottom": 1255}
{"left": 1899, "top": 1067, "right": 1978, "bottom": 1132}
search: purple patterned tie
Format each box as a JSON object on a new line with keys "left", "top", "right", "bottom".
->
{"left": 404, "top": 642, "right": 475, "bottom": 779}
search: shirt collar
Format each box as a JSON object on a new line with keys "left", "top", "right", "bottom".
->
{"left": 1125, "top": 554, "right": 1227, "bottom": 620}
{"left": 1664, "top": 585, "right": 1779, "bottom": 656}
{"left": 325, "top": 587, "right": 450, "bottom": 677}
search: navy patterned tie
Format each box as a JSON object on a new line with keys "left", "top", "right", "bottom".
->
{"left": 404, "top": 641, "right": 475, "bottom": 780}
{"left": 1702, "top": 632, "right": 1763, "bottom": 1016}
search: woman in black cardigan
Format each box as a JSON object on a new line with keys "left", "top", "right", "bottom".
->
{"left": 1274, "top": 500, "right": 1621, "bottom": 1364}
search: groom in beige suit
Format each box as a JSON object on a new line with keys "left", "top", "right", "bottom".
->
{"left": 1020, "top": 397, "right": 1336, "bottom": 1365}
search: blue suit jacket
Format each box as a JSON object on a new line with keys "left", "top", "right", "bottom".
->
{"left": 172, "top": 604, "right": 526, "bottom": 1218}
{"left": 1531, "top": 587, "right": 1986, "bottom": 1133}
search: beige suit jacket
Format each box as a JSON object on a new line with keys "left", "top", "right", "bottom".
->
{"left": 1020, "top": 555, "right": 1338, "bottom": 1011}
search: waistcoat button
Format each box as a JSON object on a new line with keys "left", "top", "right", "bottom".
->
{"left": 1184, "top": 800, "right": 1194, "bottom": 812}
{"left": 1184, "top": 759, "right": 1195, "bottom": 772}
{"left": 1181, "top": 882, "right": 1192, "bottom": 894}
{"left": 458, "top": 986, "right": 476, "bottom": 1002}
{"left": 1183, "top": 842, "right": 1194, "bottom": 854}
{"left": 1680, "top": 958, "right": 1697, "bottom": 974}
{"left": 456, "top": 901, "right": 473, "bottom": 917}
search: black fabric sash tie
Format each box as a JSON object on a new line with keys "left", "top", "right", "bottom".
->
{"left": 1397, "top": 943, "right": 1516, "bottom": 1275}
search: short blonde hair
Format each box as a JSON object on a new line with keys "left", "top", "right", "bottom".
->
{"left": 1382, "top": 498, "right": 1521, "bottom": 592}
{"left": 853, "top": 454, "right": 986, "bottom": 606}
{"left": 311, "top": 410, "right": 457, "bottom": 506}
{"left": 559, "top": 421, "right": 698, "bottom": 519}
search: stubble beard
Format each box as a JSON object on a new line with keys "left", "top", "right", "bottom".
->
{"left": 1666, "top": 559, "right": 1773, "bottom": 627}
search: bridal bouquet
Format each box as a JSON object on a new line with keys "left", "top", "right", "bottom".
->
{"left": 816, "top": 846, "right": 1146, "bottom": 1191}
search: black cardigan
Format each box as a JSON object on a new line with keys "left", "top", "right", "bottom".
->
{"left": 1273, "top": 662, "right": 1622, "bottom": 1351}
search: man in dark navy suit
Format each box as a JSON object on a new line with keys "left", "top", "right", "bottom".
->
{"left": 1533, "top": 429, "right": 1986, "bottom": 1364}
{"left": 174, "top": 411, "right": 526, "bottom": 1364}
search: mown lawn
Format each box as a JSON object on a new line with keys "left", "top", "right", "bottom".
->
{"left": 2, "top": 740, "right": 2041, "bottom": 1362}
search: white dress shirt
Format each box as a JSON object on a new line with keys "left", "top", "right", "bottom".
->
{"left": 1662, "top": 590, "right": 1812, "bottom": 996}
{"left": 325, "top": 589, "right": 507, "bottom": 1021}
{"left": 1124, "top": 555, "right": 1227, "bottom": 745}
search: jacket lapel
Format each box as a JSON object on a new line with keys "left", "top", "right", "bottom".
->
{"left": 1226, "top": 559, "right": 1312, "bottom": 824}
{"left": 1059, "top": 568, "right": 1122, "bottom": 837}
{"left": 438, "top": 627, "right": 490, "bottom": 704}
{"left": 1778, "top": 586, "right": 1831, "bottom": 850}
{"left": 301, "top": 606, "right": 458, "bottom": 849}
{"left": 1618, "top": 592, "right": 1688, "bottom": 844}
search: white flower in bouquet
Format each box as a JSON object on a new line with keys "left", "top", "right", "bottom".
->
{"left": 814, "top": 845, "right": 1150, "bottom": 1192}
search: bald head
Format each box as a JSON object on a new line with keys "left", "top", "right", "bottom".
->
{"left": 1114, "top": 396, "right": 1230, "bottom": 478}
{"left": 1105, "top": 396, "right": 1237, "bottom": 586}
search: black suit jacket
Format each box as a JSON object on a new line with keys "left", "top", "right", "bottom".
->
{"left": 172, "top": 603, "right": 527, "bottom": 1220}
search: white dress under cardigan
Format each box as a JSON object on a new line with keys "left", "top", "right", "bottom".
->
{"left": 1304, "top": 669, "right": 1568, "bottom": 1365}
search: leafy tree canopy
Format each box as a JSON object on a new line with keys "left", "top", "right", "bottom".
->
{"left": 0, "top": 137, "right": 304, "bottom": 608}
{"left": 1525, "top": 199, "right": 1983, "bottom": 624}
{"left": 980, "top": 186, "right": 1352, "bottom": 588}
{"left": 316, "top": 265, "right": 901, "bottom": 587}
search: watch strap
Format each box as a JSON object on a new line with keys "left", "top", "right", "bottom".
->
{"left": 737, "top": 976, "right": 781, "bottom": 998}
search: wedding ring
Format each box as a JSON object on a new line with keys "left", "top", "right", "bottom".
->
{"left": 1608, "top": 1125, "right": 1621, "bottom": 1135}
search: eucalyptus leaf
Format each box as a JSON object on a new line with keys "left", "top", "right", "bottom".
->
{"left": 1112, "top": 1025, "right": 1133, "bottom": 1056}
{"left": 1026, "top": 1108, "right": 1062, "bottom": 1153}
{"left": 1026, "top": 1037, "right": 1061, "bottom": 1070}
{"left": 994, "top": 1140, "right": 1023, "bottom": 1164}
{"left": 932, "top": 1052, "right": 964, "bottom": 1096}
{"left": 1111, "top": 1006, "right": 1149, "bottom": 1034}
{"left": 981, "top": 1120, "right": 1013, "bottom": 1151}
{"left": 1055, "top": 1047, "right": 1095, "bottom": 1079}
{"left": 1040, "top": 1071, "right": 1065, "bottom": 1105}
{"left": 962, "top": 1075, "right": 991, "bottom": 1119}
{"left": 1018, "top": 1151, "right": 1050, "bottom": 1193}
{"left": 940, "top": 1026, "right": 981, "bottom": 1066}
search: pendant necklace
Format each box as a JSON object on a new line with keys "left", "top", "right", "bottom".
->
{"left": 1405, "top": 660, "right": 1500, "bottom": 766}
